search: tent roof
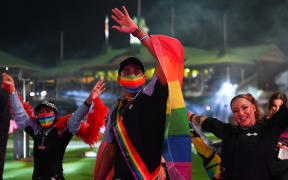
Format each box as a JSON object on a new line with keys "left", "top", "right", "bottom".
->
{"left": 81, "top": 45, "right": 155, "bottom": 70}
{"left": 184, "top": 44, "right": 286, "bottom": 67}
{"left": 37, "top": 44, "right": 287, "bottom": 77}
{"left": 0, "top": 51, "right": 39, "bottom": 70}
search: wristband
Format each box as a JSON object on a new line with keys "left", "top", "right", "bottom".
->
{"left": 140, "top": 34, "right": 149, "bottom": 41}
{"left": 188, "top": 113, "right": 197, "bottom": 121}
{"left": 132, "top": 26, "right": 147, "bottom": 39}
{"left": 195, "top": 116, "right": 202, "bottom": 124}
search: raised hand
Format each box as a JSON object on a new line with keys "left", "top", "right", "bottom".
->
{"left": 111, "top": 6, "right": 138, "bottom": 34}
{"left": 86, "top": 79, "right": 106, "bottom": 105}
{"left": 2, "top": 73, "right": 16, "bottom": 94}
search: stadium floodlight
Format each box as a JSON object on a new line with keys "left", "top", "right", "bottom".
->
{"left": 221, "top": 82, "right": 237, "bottom": 95}
{"left": 40, "top": 90, "right": 47, "bottom": 97}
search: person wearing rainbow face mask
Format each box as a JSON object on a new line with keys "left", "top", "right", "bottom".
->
{"left": 94, "top": 6, "right": 173, "bottom": 180}
{"left": 95, "top": 4, "right": 191, "bottom": 179}
{"left": 2, "top": 73, "right": 107, "bottom": 180}
{"left": 95, "top": 57, "right": 168, "bottom": 179}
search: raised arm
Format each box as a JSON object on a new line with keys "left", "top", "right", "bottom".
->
{"left": 68, "top": 80, "right": 106, "bottom": 135}
{"left": 188, "top": 112, "right": 232, "bottom": 140}
{"left": 111, "top": 6, "right": 166, "bottom": 85}
{"left": 2, "top": 73, "right": 31, "bottom": 129}
{"left": 111, "top": 6, "right": 155, "bottom": 57}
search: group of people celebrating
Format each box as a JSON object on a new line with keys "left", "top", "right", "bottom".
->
{"left": 0, "top": 5, "right": 288, "bottom": 180}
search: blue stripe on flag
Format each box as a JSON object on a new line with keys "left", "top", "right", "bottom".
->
{"left": 162, "top": 135, "right": 192, "bottom": 162}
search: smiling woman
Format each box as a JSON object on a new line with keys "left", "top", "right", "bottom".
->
{"left": 230, "top": 94, "right": 261, "bottom": 127}
{"left": 190, "top": 93, "right": 288, "bottom": 180}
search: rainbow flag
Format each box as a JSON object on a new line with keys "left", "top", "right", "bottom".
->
{"left": 188, "top": 117, "right": 221, "bottom": 180}
{"left": 191, "top": 136, "right": 221, "bottom": 180}
{"left": 151, "top": 35, "right": 192, "bottom": 179}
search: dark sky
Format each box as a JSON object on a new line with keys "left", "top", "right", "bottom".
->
{"left": 1, "top": 0, "right": 288, "bottom": 67}
{"left": 0, "top": 0, "right": 108, "bottom": 65}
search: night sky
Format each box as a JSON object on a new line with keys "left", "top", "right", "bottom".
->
{"left": 0, "top": 0, "right": 288, "bottom": 67}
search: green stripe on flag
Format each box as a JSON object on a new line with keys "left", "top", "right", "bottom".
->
{"left": 165, "top": 108, "right": 190, "bottom": 136}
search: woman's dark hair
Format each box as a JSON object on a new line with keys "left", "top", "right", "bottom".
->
{"left": 266, "top": 92, "right": 287, "bottom": 118}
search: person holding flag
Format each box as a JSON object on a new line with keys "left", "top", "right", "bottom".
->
{"left": 94, "top": 5, "right": 191, "bottom": 180}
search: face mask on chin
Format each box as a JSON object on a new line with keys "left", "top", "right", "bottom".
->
{"left": 119, "top": 75, "right": 146, "bottom": 93}
{"left": 37, "top": 112, "right": 56, "bottom": 129}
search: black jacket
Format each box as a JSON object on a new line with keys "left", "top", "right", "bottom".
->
{"left": 202, "top": 104, "right": 288, "bottom": 180}
{"left": 0, "top": 88, "right": 10, "bottom": 179}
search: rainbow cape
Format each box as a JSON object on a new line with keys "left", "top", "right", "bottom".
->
{"left": 150, "top": 35, "right": 192, "bottom": 179}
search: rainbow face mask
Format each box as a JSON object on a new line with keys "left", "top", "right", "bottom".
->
{"left": 119, "top": 75, "right": 146, "bottom": 93}
{"left": 37, "top": 112, "right": 56, "bottom": 128}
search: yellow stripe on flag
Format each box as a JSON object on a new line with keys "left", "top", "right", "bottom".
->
{"left": 168, "top": 81, "right": 185, "bottom": 109}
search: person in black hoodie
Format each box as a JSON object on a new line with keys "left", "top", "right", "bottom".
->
{"left": 2, "top": 73, "right": 107, "bottom": 180}
{"left": 190, "top": 93, "right": 288, "bottom": 180}
{"left": 265, "top": 92, "right": 288, "bottom": 180}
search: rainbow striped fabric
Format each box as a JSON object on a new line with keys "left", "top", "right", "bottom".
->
{"left": 119, "top": 75, "right": 146, "bottom": 93}
{"left": 113, "top": 100, "right": 161, "bottom": 179}
{"left": 37, "top": 112, "right": 55, "bottom": 128}
{"left": 188, "top": 113, "right": 221, "bottom": 180}
{"left": 150, "top": 35, "right": 192, "bottom": 179}
{"left": 192, "top": 136, "right": 221, "bottom": 180}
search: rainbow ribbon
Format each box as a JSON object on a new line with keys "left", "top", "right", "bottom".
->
{"left": 113, "top": 100, "right": 161, "bottom": 180}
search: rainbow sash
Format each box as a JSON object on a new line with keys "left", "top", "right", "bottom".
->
{"left": 150, "top": 35, "right": 192, "bottom": 179}
{"left": 113, "top": 100, "right": 161, "bottom": 180}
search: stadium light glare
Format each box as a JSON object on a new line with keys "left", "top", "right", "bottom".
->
{"left": 40, "top": 90, "right": 47, "bottom": 97}
{"left": 29, "top": 92, "right": 35, "bottom": 97}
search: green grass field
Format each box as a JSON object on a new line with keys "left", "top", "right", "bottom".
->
{"left": 3, "top": 138, "right": 211, "bottom": 180}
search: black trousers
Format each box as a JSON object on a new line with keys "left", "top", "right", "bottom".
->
{"left": 270, "top": 159, "right": 288, "bottom": 180}
{"left": 0, "top": 88, "right": 10, "bottom": 180}
{"left": 0, "top": 129, "right": 9, "bottom": 180}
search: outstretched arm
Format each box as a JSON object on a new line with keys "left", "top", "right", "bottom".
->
{"left": 111, "top": 6, "right": 155, "bottom": 57}
{"left": 68, "top": 80, "right": 106, "bottom": 135}
{"left": 2, "top": 73, "right": 15, "bottom": 94}
{"left": 2, "top": 73, "right": 31, "bottom": 129}
{"left": 85, "top": 79, "right": 106, "bottom": 105}
{"left": 111, "top": 6, "right": 166, "bottom": 85}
